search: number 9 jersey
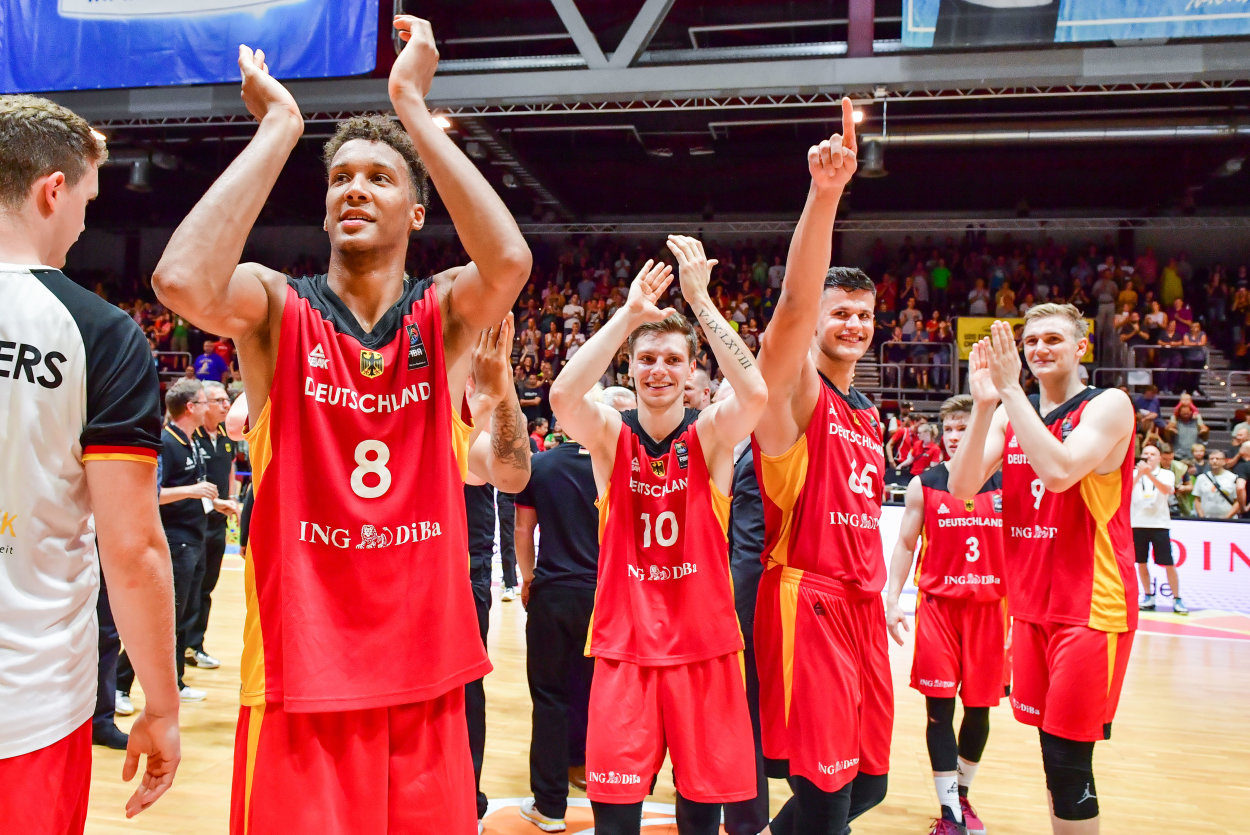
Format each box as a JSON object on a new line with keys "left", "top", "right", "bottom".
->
{"left": 241, "top": 274, "right": 490, "bottom": 713}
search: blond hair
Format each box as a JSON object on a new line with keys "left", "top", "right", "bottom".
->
{"left": 0, "top": 95, "right": 107, "bottom": 209}
{"left": 939, "top": 394, "right": 974, "bottom": 422}
{"left": 1023, "top": 303, "right": 1089, "bottom": 340}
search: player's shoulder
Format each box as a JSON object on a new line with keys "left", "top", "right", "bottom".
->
{"left": 918, "top": 465, "right": 949, "bottom": 492}
{"left": 30, "top": 268, "right": 149, "bottom": 356}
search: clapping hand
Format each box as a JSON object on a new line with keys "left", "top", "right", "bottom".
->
{"left": 237, "top": 46, "right": 300, "bottom": 124}
{"left": 666, "top": 235, "right": 717, "bottom": 307}
{"left": 623, "top": 260, "right": 676, "bottom": 324}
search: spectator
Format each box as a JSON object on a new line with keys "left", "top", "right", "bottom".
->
{"left": 193, "top": 339, "right": 228, "bottom": 382}
{"left": 528, "top": 418, "right": 549, "bottom": 452}
{"left": 1134, "top": 385, "right": 1165, "bottom": 433}
{"left": 1180, "top": 321, "right": 1207, "bottom": 394}
{"left": 1131, "top": 444, "right": 1186, "bottom": 614}
{"left": 967, "top": 278, "right": 990, "bottom": 315}
{"left": 1190, "top": 443, "right": 1209, "bottom": 476}
{"left": 1165, "top": 402, "right": 1209, "bottom": 453}
{"left": 1157, "top": 442, "right": 1189, "bottom": 519}
{"left": 1193, "top": 450, "right": 1244, "bottom": 519}
{"left": 519, "top": 373, "right": 548, "bottom": 424}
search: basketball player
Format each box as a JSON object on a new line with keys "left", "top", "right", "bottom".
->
{"left": 886, "top": 394, "right": 1007, "bottom": 835}
{"left": 0, "top": 94, "right": 180, "bottom": 828}
{"left": 752, "top": 100, "right": 891, "bottom": 834}
{"left": 549, "top": 236, "right": 767, "bottom": 834}
{"left": 150, "top": 17, "right": 531, "bottom": 834}
{"left": 948, "top": 307, "right": 1137, "bottom": 834}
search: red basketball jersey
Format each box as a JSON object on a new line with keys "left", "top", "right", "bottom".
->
{"left": 915, "top": 466, "right": 1005, "bottom": 601}
{"left": 1001, "top": 388, "right": 1136, "bottom": 633}
{"left": 587, "top": 410, "right": 742, "bottom": 665}
{"left": 242, "top": 275, "right": 490, "bottom": 712}
{"left": 755, "top": 377, "right": 886, "bottom": 592}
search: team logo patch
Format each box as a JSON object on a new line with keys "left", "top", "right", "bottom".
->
{"left": 405, "top": 322, "right": 429, "bottom": 370}
{"left": 993, "top": 493, "right": 1003, "bottom": 513}
{"left": 650, "top": 460, "right": 666, "bottom": 478}
{"left": 360, "top": 350, "right": 385, "bottom": 378}
{"left": 964, "top": 499, "right": 976, "bottom": 512}
{"left": 673, "top": 440, "right": 689, "bottom": 470}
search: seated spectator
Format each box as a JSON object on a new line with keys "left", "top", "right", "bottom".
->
{"left": 1134, "top": 384, "right": 1165, "bottom": 432}
{"left": 1164, "top": 403, "right": 1208, "bottom": 461}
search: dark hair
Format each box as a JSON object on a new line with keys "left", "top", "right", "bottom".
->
{"left": 0, "top": 95, "right": 106, "bottom": 209}
{"left": 823, "top": 267, "right": 876, "bottom": 295}
{"left": 165, "top": 378, "right": 203, "bottom": 419}
{"left": 323, "top": 114, "right": 429, "bottom": 205}
{"left": 627, "top": 313, "right": 697, "bottom": 361}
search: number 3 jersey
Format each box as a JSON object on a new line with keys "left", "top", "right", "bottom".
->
{"left": 242, "top": 275, "right": 490, "bottom": 712}
{"left": 1001, "top": 388, "right": 1136, "bottom": 633}
{"left": 755, "top": 377, "right": 886, "bottom": 593}
{"left": 587, "top": 410, "right": 743, "bottom": 665}
{"left": 915, "top": 467, "right": 1005, "bottom": 601}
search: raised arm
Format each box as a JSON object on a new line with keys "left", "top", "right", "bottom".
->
{"left": 884, "top": 476, "right": 925, "bottom": 646}
{"left": 465, "top": 314, "right": 531, "bottom": 493}
{"left": 151, "top": 47, "right": 301, "bottom": 339}
{"left": 87, "top": 460, "right": 180, "bottom": 818}
{"left": 755, "top": 98, "right": 856, "bottom": 452}
{"left": 550, "top": 261, "right": 674, "bottom": 468}
{"left": 984, "top": 322, "right": 1134, "bottom": 492}
{"left": 666, "top": 236, "right": 768, "bottom": 455}
{"left": 947, "top": 340, "right": 1007, "bottom": 499}
{"left": 389, "top": 16, "right": 531, "bottom": 337}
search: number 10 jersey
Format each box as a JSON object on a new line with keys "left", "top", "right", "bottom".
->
{"left": 242, "top": 274, "right": 490, "bottom": 713}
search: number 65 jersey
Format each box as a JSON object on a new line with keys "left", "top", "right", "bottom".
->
{"left": 755, "top": 377, "right": 886, "bottom": 592}
{"left": 242, "top": 274, "right": 490, "bottom": 713}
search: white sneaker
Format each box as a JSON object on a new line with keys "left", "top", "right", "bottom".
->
{"left": 179, "top": 685, "right": 207, "bottom": 702}
{"left": 1139, "top": 594, "right": 1156, "bottom": 611}
{"left": 115, "top": 691, "right": 134, "bottom": 716}
{"left": 519, "top": 797, "right": 565, "bottom": 832}
{"left": 186, "top": 649, "right": 221, "bottom": 669}
{"left": 501, "top": 587, "right": 517, "bottom": 602}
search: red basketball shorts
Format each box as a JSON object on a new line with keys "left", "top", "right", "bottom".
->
{"left": 1010, "top": 620, "right": 1134, "bottom": 742}
{"left": 0, "top": 720, "right": 90, "bottom": 835}
{"left": 230, "top": 689, "right": 477, "bottom": 834}
{"left": 584, "top": 653, "right": 755, "bottom": 804}
{"left": 755, "top": 566, "right": 893, "bottom": 792}
{"left": 911, "top": 593, "right": 1010, "bottom": 707}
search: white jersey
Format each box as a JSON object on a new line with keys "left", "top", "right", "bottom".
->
{"left": 0, "top": 264, "right": 160, "bottom": 758}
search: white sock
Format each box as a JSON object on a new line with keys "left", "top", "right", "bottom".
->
{"left": 957, "top": 757, "right": 980, "bottom": 794}
{"left": 935, "top": 774, "right": 962, "bottom": 821}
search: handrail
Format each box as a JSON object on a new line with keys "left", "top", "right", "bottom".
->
{"left": 1092, "top": 367, "right": 1156, "bottom": 388}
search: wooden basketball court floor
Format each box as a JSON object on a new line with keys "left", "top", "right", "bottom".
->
{"left": 85, "top": 555, "right": 1250, "bottom": 833}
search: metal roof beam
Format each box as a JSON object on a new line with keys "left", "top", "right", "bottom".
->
{"left": 608, "top": 0, "right": 677, "bottom": 68}
{"left": 548, "top": 0, "right": 607, "bottom": 69}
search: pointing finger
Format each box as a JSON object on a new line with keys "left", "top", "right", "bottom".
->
{"left": 841, "top": 96, "right": 859, "bottom": 155}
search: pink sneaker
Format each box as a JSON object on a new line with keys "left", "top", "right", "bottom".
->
{"left": 927, "top": 818, "right": 966, "bottom": 835}
{"left": 960, "top": 797, "right": 986, "bottom": 835}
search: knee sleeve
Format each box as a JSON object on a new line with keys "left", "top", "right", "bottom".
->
{"left": 925, "top": 697, "right": 959, "bottom": 773}
{"left": 847, "top": 772, "right": 888, "bottom": 823}
{"left": 675, "top": 795, "right": 722, "bottom": 835}
{"left": 1039, "top": 731, "right": 1098, "bottom": 821}
{"left": 958, "top": 706, "right": 990, "bottom": 764}
{"left": 590, "top": 800, "right": 644, "bottom": 835}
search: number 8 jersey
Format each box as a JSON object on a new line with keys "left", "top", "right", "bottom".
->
{"left": 587, "top": 410, "right": 743, "bottom": 665}
{"left": 242, "top": 275, "right": 490, "bottom": 712}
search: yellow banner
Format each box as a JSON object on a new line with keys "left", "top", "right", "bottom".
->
{"left": 955, "top": 317, "right": 1095, "bottom": 363}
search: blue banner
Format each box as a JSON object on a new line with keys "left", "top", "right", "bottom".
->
{"left": 2, "top": 0, "right": 378, "bottom": 93}
{"left": 903, "top": 0, "right": 1250, "bottom": 48}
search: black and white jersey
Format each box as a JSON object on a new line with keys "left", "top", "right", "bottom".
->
{"left": 0, "top": 263, "right": 161, "bottom": 757}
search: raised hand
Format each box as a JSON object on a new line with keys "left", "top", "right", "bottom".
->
{"left": 985, "top": 320, "right": 1023, "bottom": 393}
{"left": 623, "top": 259, "right": 676, "bottom": 324}
{"left": 122, "top": 709, "right": 180, "bottom": 817}
{"left": 471, "top": 313, "right": 516, "bottom": 407}
{"left": 967, "top": 340, "right": 999, "bottom": 407}
{"left": 665, "top": 235, "right": 718, "bottom": 307}
{"left": 237, "top": 45, "right": 301, "bottom": 124}
{"left": 808, "top": 97, "right": 858, "bottom": 194}
{"left": 389, "top": 15, "right": 439, "bottom": 102}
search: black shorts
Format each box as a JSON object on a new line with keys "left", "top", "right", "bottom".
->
{"left": 1132, "top": 527, "right": 1174, "bottom": 566}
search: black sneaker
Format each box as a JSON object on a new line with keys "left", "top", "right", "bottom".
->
{"left": 92, "top": 723, "right": 129, "bottom": 750}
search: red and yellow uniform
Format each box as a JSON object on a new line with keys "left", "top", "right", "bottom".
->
{"left": 231, "top": 275, "right": 488, "bottom": 835}
{"left": 753, "top": 378, "right": 892, "bottom": 792}
{"left": 585, "top": 410, "right": 754, "bottom": 804}
{"left": 1001, "top": 388, "right": 1136, "bottom": 742}
{"left": 911, "top": 467, "right": 1009, "bottom": 707}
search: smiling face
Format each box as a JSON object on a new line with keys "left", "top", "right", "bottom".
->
{"left": 816, "top": 287, "right": 875, "bottom": 365}
{"left": 324, "top": 139, "right": 423, "bottom": 255}
{"left": 630, "top": 331, "right": 694, "bottom": 412}
{"left": 1021, "top": 314, "right": 1086, "bottom": 381}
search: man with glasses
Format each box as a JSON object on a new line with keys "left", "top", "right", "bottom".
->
{"left": 118, "top": 379, "right": 220, "bottom": 707}
{"left": 187, "top": 382, "right": 241, "bottom": 671}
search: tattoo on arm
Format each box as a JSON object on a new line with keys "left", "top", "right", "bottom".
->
{"left": 696, "top": 306, "right": 755, "bottom": 370}
{"left": 492, "top": 398, "right": 531, "bottom": 473}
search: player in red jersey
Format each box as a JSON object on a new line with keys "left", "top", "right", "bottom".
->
{"left": 750, "top": 100, "right": 890, "bottom": 835}
{"left": 550, "top": 236, "right": 767, "bottom": 835}
{"left": 948, "top": 305, "right": 1136, "bottom": 835}
{"left": 886, "top": 394, "right": 1007, "bottom": 835}
{"left": 151, "top": 18, "right": 531, "bottom": 835}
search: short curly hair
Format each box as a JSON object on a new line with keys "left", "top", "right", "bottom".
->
{"left": 0, "top": 95, "right": 107, "bottom": 210}
{"left": 322, "top": 114, "right": 429, "bottom": 206}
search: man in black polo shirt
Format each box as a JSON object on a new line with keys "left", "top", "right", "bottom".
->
{"left": 186, "top": 381, "right": 240, "bottom": 671}
{"left": 118, "top": 379, "right": 218, "bottom": 705}
{"left": 515, "top": 436, "right": 600, "bottom": 832}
